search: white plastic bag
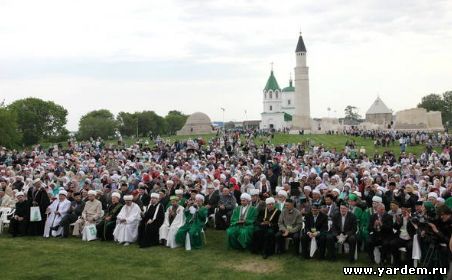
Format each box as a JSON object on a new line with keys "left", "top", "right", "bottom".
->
{"left": 83, "top": 224, "right": 97, "bottom": 241}
{"left": 185, "top": 232, "right": 191, "bottom": 251}
{"left": 310, "top": 238, "right": 317, "bottom": 257}
{"left": 30, "top": 206, "right": 42, "bottom": 222}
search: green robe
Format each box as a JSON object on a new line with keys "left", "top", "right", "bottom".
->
{"left": 97, "top": 203, "right": 123, "bottom": 241}
{"left": 175, "top": 207, "right": 207, "bottom": 249}
{"left": 226, "top": 205, "right": 257, "bottom": 249}
{"left": 359, "top": 207, "right": 372, "bottom": 242}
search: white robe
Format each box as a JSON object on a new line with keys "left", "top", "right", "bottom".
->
{"left": 43, "top": 198, "right": 71, "bottom": 237}
{"left": 113, "top": 203, "right": 142, "bottom": 243}
{"left": 159, "top": 205, "right": 185, "bottom": 248}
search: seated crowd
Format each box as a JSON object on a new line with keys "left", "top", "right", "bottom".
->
{"left": 0, "top": 131, "right": 451, "bottom": 274}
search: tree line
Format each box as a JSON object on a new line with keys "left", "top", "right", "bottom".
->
{"left": 0, "top": 97, "right": 187, "bottom": 148}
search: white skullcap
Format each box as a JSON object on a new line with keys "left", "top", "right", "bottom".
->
{"left": 207, "top": 184, "right": 215, "bottom": 189}
{"left": 250, "top": 189, "right": 260, "bottom": 196}
{"left": 240, "top": 193, "right": 251, "bottom": 201}
{"left": 150, "top": 193, "right": 160, "bottom": 199}
{"left": 175, "top": 189, "right": 184, "bottom": 195}
{"left": 312, "top": 189, "right": 321, "bottom": 195}
{"left": 88, "top": 190, "right": 97, "bottom": 196}
{"left": 427, "top": 192, "right": 438, "bottom": 199}
{"left": 15, "top": 192, "right": 25, "bottom": 198}
{"left": 265, "top": 197, "right": 276, "bottom": 204}
{"left": 166, "top": 180, "right": 174, "bottom": 185}
{"left": 353, "top": 191, "right": 362, "bottom": 197}
{"left": 332, "top": 188, "right": 340, "bottom": 194}
{"left": 124, "top": 195, "right": 133, "bottom": 201}
{"left": 33, "top": 178, "right": 41, "bottom": 184}
{"left": 277, "top": 190, "right": 288, "bottom": 198}
{"left": 59, "top": 190, "right": 68, "bottom": 196}
{"left": 372, "top": 196, "right": 382, "bottom": 203}
{"left": 303, "top": 186, "right": 311, "bottom": 192}
{"left": 436, "top": 197, "right": 445, "bottom": 203}
{"left": 195, "top": 194, "right": 205, "bottom": 201}
{"left": 111, "top": 192, "right": 121, "bottom": 199}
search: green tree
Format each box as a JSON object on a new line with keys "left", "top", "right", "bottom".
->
{"left": 0, "top": 106, "right": 22, "bottom": 148}
{"left": 417, "top": 93, "right": 444, "bottom": 112}
{"left": 441, "top": 91, "right": 452, "bottom": 127}
{"left": 78, "top": 109, "right": 117, "bottom": 140}
{"left": 8, "top": 98, "right": 68, "bottom": 145}
{"left": 418, "top": 92, "right": 451, "bottom": 127}
{"left": 344, "top": 105, "right": 361, "bottom": 125}
{"left": 164, "top": 110, "right": 188, "bottom": 135}
{"left": 117, "top": 112, "right": 138, "bottom": 137}
{"left": 137, "top": 111, "right": 166, "bottom": 136}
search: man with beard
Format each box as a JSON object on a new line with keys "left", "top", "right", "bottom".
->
{"left": 27, "top": 178, "right": 50, "bottom": 236}
{"left": 227, "top": 193, "right": 257, "bottom": 250}
{"left": 43, "top": 190, "right": 71, "bottom": 238}
{"left": 60, "top": 192, "right": 85, "bottom": 238}
{"left": 9, "top": 192, "right": 29, "bottom": 237}
{"left": 97, "top": 192, "right": 123, "bottom": 241}
{"left": 113, "top": 195, "right": 142, "bottom": 246}
{"left": 159, "top": 196, "right": 185, "bottom": 248}
{"left": 138, "top": 193, "right": 165, "bottom": 248}
{"left": 251, "top": 197, "right": 281, "bottom": 259}
{"left": 367, "top": 203, "right": 393, "bottom": 264}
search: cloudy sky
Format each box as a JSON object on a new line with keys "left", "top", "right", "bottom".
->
{"left": 1, "top": 0, "right": 451, "bottom": 131}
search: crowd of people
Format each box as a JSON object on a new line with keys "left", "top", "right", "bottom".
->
{"left": 0, "top": 130, "right": 451, "bottom": 278}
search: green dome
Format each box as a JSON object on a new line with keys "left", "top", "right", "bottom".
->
{"left": 264, "top": 70, "right": 280, "bottom": 91}
{"left": 282, "top": 79, "right": 295, "bottom": 92}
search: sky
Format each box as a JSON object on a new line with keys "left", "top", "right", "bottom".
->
{"left": 0, "top": 0, "right": 451, "bottom": 131}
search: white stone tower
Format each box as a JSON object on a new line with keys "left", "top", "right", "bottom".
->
{"left": 292, "top": 33, "right": 311, "bottom": 131}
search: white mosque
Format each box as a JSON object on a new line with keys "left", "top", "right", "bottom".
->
{"left": 260, "top": 34, "right": 311, "bottom": 131}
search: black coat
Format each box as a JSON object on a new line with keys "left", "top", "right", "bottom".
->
{"left": 138, "top": 202, "right": 165, "bottom": 247}
{"left": 206, "top": 190, "right": 220, "bottom": 208}
{"left": 304, "top": 212, "right": 328, "bottom": 235}
{"left": 255, "top": 207, "right": 280, "bottom": 232}
{"left": 368, "top": 213, "right": 394, "bottom": 238}
{"left": 331, "top": 212, "right": 357, "bottom": 236}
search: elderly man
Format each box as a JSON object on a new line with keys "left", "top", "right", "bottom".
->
{"left": 301, "top": 202, "right": 328, "bottom": 259}
{"left": 159, "top": 196, "right": 185, "bottom": 248}
{"left": 215, "top": 187, "right": 236, "bottom": 230}
{"left": 60, "top": 192, "right": 85, "bottom": 238}
{"left": 9, "top": 192, "right": 29, "bottom": 237}
{"left": 326, "top": 203, "right": 358, "bottom": 262}
{"left": 44, "top": 190, "right": 71, "bottom": 238}
{"left": 205, "top": 185, "right": 220, "bottom": 215}
{"left": 27, "top": 178, "right": 51, "bottom": 236}
{"left": 73, "top": 190, "right": 102, "bottom": 237}
{"left": 275, "top": 198, "right": 303, "bottom": 255}
{"left": 367, "top": 202, "right": 394, "bottom": 264}
{"left": 97, "top": 192, "right": 123, "bottom": 241}
{"left": 175, "top": 194, "right": 208, "bottom": 250}
{"left": 113, "top": 195, "right": 142, "bottom": 246}
{"left": 138, "top": 193, "right": 165, "bottom": 248}
{"left": 251, "top": 197, "right": 281, "bottom": 259}
{"left": 227, "top": 193, "right": 257, "bottom": 250}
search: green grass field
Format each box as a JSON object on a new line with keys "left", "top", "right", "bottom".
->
{"left": 0, "top": 230, "right": 416, "bottom": 280}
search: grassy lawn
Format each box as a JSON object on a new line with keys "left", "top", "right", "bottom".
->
{"left": 0, "top": 230, "right": 416, "bottom": 280}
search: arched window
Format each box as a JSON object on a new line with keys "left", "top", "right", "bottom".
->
{"left": 288, "top": 99, "right": 291, "bottom": 105}
{"left": 264, "top": 92, "right": 267, "bottom": 99}
{"left": 269, "top": 105, "right": 272, "bottom": 111}
{"left": 275, "top": 92, "right": 278, "bottom": 99}
{"left": 269, "top": 92, "right": 272, "bottom": 99}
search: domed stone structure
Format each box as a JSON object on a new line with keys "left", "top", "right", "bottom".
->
{"left": 176, "top": 112, "right": 215, "bottom": 135}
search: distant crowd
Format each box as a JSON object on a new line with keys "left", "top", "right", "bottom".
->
{"left": 0, "top": 130, "right": 451, "bottom": 279}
